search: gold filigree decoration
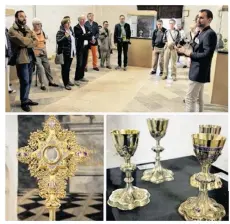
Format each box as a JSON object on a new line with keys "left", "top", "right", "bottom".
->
{"left": 17, "top": 115, "right": 92, "bottom": 220}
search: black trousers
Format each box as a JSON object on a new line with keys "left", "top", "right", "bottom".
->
{"left": 117, "top": 42, "right": 129, "bottom": 67}
{"left": 61, "top": 54, "right": 73, "bottom": 86}
{"left": 75, "top": 46, "right": 88, "bottom": 81}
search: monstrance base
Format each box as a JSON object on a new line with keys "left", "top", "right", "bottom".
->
{"left": 178, "top": 196, "right": 226, "bottom": 221}
{"left": 190, "top": 172, "right": 222, "bottom": 190}
{"left": 141, "top": 167, "right": 174, "bottom": 184}
{"left": 107, "top": 186, "right": 150, "bottom": 210}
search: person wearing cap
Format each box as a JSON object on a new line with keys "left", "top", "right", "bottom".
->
{"left": 56, "top": 17, "right": 76, "bottom": 90}
{"left": 162, "top": 19, "right": 180, "bottom": 81}
{"left": 74, "top": 15, "right": 92, "bottom": 86}
{"left": 98, "top": 21, "right": 112, "bottom": 69}
{"left": 32, "top": 18, "right": 58, "bottom": 90}
{"left": 8, "top": 10, "right": 38, "bottom": 112}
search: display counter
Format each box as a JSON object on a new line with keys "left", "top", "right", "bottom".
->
{"left": 209, "top": 51, "right": 228, "bottom": 106}
{"left": 128, "top": 37, "right": 152, "bottom": 68}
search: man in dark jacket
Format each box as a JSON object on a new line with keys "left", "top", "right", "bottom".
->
{"left": 74, "top": 15, "right": 92, "bottom": 86}
{"left": 114, "top": 15, "right": 131, "bottom": 71}
{"left": 177, "top": 9, "right": 217, "bottom": 112}
{"left": 85, "top": 13, "right": 99, "bottom": 71}
{"left": 151, "top": 19, "right": 166, "bottom": 75}
{"left": 8, "top": 10, "right": 38, "bottom": 112}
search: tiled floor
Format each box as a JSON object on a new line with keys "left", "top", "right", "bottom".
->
{"left": 17, "top": 189, "right": 103, "bottom": 221}
{"left": 9, "top": 52, "right": 228, "bottom": 112}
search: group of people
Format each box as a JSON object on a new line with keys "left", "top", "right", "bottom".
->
{"left": 5, "top": 8, "right": 217, "bottom": 113}
{"left": 5, "top": 11, "right": 131, "bottom": 111}
{"left": 151, "top": 9, "right": 217, "bottom": 112}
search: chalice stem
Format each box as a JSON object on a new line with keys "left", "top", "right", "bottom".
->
{"left": 155, "top": 140, "right": 162, "bottom": 171}
{"left": 124, "top": 158, "right": 134, "bottom": 190}
{"left": 49, "top": 207, "right": 56, "bottom": 221}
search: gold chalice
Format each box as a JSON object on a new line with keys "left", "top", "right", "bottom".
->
{"left": 141, "top": 118, "right": 174, "bottom": 184}
{"left": 191, "top": 125, "right": 222, "bottom": 190}
{"left": 107, "top": 129, "right": 150, "bottom": 210}
{"left": 178, "top": 133, "right": 226, "bottom": 221}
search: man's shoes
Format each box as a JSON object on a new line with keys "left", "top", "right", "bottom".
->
{"left": 41, "top": 86, "right": 46, "bottom": 91}
{"left": 183, "top": 65, "right": 187, "bottom": 68}
{"left": 93, "top": 67, "right": 99, "bottom": 71}
{"left": 115, "top": 66, "right": 121, "bottom": 70}
{"left": 8, "top": 89, "right": 16, "bottom": 94}
{"left": 151, "top": 70, "right": 156, "bottom": 75}
{"left": 80, "top": 78, "right": 89, "bottom": 82}
{"left": 21, "top": 104, "right": 31, "bottom": 112}
{"left": 26, "top": 99, "right": 39, "bottom": 106}
{"left": 106, "top": 66, "right": 112, "bottom": 69}
{"left": 74, "top": 81, "right": 81, "bottom": 86}
{"left": 65, "top": 85, "right": 72, "bottom": 90}
{"left": 123, "top": 67, "right": 127, "bottom": 71}
{"left": 84, "top": 68, "right": 88, "bottom": 72}
{"left": 68, "top": 81, "right": 74, "bottom": 86}
{"left": 49, "top": 82, "right": 59, "bottom": 87}
{"left": 162, "top": 75, "right": 167, "bottom": 80}
{"left": 160, "top": 71, "right": 163, "bottom": 76}
{"left": 172, "top": 76, "right": 177, "bottom": 81}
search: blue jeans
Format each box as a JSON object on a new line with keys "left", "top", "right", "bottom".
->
{"left": 16, "top": 62, "right": 33, "bottom": 104}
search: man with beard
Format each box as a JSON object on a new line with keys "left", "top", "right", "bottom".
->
{"left": 8, "top": 10, "right": 38, "bottom": 112}
{"left": 176, "top": 9, "right": 217, "bottom": 112}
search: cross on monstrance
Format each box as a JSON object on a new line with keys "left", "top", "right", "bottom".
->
{"left": 17, "top": 115, "right": 92, "bottom": 221}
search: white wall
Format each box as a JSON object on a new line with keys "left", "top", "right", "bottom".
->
{"left": 6, "top": 5, "right": 94, "bottom": 57}
{"left": 6, "top": 5, "right": 228, "bottom": 56}
{"left": 106, "top": 114, "right": 228, "bottom": 172}
{"left": 183, "top": 5, "right": 228, "bottom": 38}
{"left": 5, "top": 115, "right": 18, "bottom": 221}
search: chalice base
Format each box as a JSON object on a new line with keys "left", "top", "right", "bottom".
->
{"left": 107, "top": 186, "right": 150, "bottom": 210}
{"left": 141, "top": 168, "right": 174, "bottom": 184}
{"left": 178, "top": 196, "right": 226, "bottom": 221}
{"left": 190, "top": 173, "right": 222, "bottom": 190}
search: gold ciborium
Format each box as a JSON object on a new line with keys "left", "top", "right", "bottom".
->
{"left": 191, "top": 125, "right": 222, "bottom": 190}
{"left": 178, "top": 133, "right": 226, "bottom": 221}
{"left": 107, "top": 129, "right": 150, "bottom": 210}
{"left": 17, "top": 116, "right": 91, "bottom": 221}
{"left": 141, "top": 118, "right": 174, "bottom": 184}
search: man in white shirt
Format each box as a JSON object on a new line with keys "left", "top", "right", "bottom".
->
{"left": 74, "top": 15, "right": 92, "bottom": 86}
{"left": 162, "top": 19, "right": 180, "bottom": 81}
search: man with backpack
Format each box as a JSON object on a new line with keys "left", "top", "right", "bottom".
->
{"left": 151, "top": 19, "right": 166, "bottom": 75}
{"left": 162, "top": 19, "right": 180, "bottom": 81}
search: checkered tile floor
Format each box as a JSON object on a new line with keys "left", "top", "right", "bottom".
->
{"left": 18, "top": 189, "right": 103, "bottom": 221}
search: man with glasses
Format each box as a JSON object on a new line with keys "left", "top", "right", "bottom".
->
{"left": 8, "top": 10, "right": 38, "bottom": 112}
{"left": 32, "top": 18, "right": 58, "bottom": 91}
{"left": 114, "top": 15, "right": 131, "bottom": 71}
{"left": 162, "top": 19, "right": 180, "bottom": 81}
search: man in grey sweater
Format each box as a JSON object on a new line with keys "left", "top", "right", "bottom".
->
{"left": 162, "top": 19, "right": 180, "bottom": 81}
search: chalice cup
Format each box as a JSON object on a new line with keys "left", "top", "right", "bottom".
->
{"left": 178, "top": 133, "right": 226, "bottom": 221}
{"left": 199, "top": 125, "right": 221, "bottom": 135}
{"left": 141, "top": 118, "right": 174, "bottom": 184}
{"left": 191, "top": 125, "right": 222, "bottom": 189}
{"left": 107, "top": 129, "right": 150, "bottom": 210}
